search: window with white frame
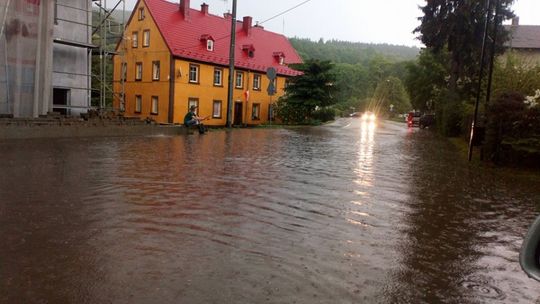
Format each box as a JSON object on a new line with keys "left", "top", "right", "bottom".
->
{"left": 213, "top": 100, "right": 222, "bottom": 118}
{"left": 152, "top": 61, "right": 160, "bottom": 81}
{"left": 151, "top": 96, "right": 158, "bottom": 114}
{"left": 253, "top": 74, "right": 261, "bottom": 90}
{"left": 235, "top": 71, "right": 243, "bottom": 89}
{"left": 135, "top": 95, "right": 142, "bottom": 113}
{"left": 135, "top": 62, "right": 142, "bottom": 81}
{"left": 188, "top": 98, "right": 199, "bottom": 114}
{"left": 213, "top": 68, "right": 222, "bottom": 86}
{"left": 206, "top": 39, "right": 214, "bottom": 51}
{"left": 143, "top": 30, "right": 150, "bottom": 47}
{"left": 132, "top": 32, "right": 138, "bottom": 48}
{"left": 119, "top": 93, "right": 125, "bottom": 112}
{"left": 138, "top": 7, "right": 145, "bottom": 20}
{"left": 189, "top": 64, "right": 199, "bottom": 83}
{"left": 252, "top": 103, "right": 260, "bottom": 120}
{"left": 121, "top": 62, "right": 127, "bottom": 81}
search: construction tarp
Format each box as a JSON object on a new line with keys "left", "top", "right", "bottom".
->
{"left": 0, "top": 0, "right": 41, "bottom": 117}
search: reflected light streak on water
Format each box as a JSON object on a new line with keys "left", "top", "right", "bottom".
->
{"left": 355, "top": 120, "right": 376, "bottom": 188}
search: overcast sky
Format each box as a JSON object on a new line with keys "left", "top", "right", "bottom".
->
{"left": 115, "top": 0, "right": 539, "bottom": 47}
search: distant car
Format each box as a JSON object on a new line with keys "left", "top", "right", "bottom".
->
{"left": 361, "top": 111, "right": 376, "bottom": 122}
{"left": 349, "top": 112, "right": 361, "bottom": 117}
{"left": 407, "top": 111, "right": 422, "bottom": 127}
{"left": 419, "top": 114, "right": 435, "bottom": 129}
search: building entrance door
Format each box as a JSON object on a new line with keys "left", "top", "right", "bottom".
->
{"left": 53, "top": 88, "right": 70, "bottom": 115}
{"left": 233, "top": 102, "right": 243, "bottom": 126}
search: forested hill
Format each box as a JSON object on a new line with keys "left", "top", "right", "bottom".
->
{"left": 289, "top": 38, "right": 420, "bottom": 64}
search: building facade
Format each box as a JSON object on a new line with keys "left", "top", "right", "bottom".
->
{"left": 52, "top": 0, "right": 93, "bottom": 116}
{"left": 0, "top": 0, "right": 93, "bottom": 118}
{"left": 504, "top": 18, "right": 540, "bottom": 66}
{"left": 113, "top": 0, "right": 302, "bottom": 126}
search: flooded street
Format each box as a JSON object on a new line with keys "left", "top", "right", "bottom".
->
{"left": 1, "top": 119, "right": 540, "bottom": 303}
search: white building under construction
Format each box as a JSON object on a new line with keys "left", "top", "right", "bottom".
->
{"left": 0, "top": 0, "right": 123, "bottom": 118}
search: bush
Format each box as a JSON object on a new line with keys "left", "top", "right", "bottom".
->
{"left": 484, "top": 92, "right": 540, "bottom": 163}
{"left": 275, "top": 98, "right": 337, "bottom": 125}
{"left": 436, "top": 94, "right": 464, "bottom": 137}
{"left": 274, "top": 97, "right": 308, "bottom": 124}
{"left": 311, "top": 107, "right": 336, "bottom": 122}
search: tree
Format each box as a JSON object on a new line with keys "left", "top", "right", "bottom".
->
{"left": 484, "top": 55, "right": 540, "bottom": 162}
{"left": 372, "top": 77, "right": 412, "bottom": 115}
{"left": 276, "top": 59, "right": 337, "bottom": 124}
{"left": 333, "top": 63, "right": 369, "bottom": 104}
{"left": 287, "top": 37, "right": 420, "bottom": 117}
{"left": 405, "top": 49, "right": 449, "bottom": 111}
{"left": 413, "top": 0, "right": 514, "bottom": 136}
{"left": 415, "top": 0, "right": 514, "bottom": 96}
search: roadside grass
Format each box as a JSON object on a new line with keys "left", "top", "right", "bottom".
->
{"left": 449, "top": 137, "right": 540, "bottom": 182}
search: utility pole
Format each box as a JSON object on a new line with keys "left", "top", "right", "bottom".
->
{"left": 226, "top": 0, "right": 237, "bottom": 128}
{"left": 485, "top": 0, "right": 501, "bottom": 113}
{"left": 468, "top": 0, "right": 492, "bottom": 161}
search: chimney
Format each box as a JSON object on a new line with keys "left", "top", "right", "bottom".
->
{"left": 243, "top": 16, "right": 252, "bottom": 36}
{"left": 200, "top": 3, "right": 209, "bottom": 15}
{"left": 180, "top": 0, "right": 190, "bottom": 20}
{"left": 512, "top": 17, "right": 520, "bottom": 26}
{"left": 223, "top": 12, "right": 232, "bottom": 19}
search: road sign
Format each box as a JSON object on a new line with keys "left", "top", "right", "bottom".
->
{"left": 266, "top": 67, "right": 276, "bottom": 80}
{"left": 266, "top": 67, "right": 277, "bottom": 96}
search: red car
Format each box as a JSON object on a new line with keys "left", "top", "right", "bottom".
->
{"left": 407, "top": 111, "right": 422, "bottom": 127}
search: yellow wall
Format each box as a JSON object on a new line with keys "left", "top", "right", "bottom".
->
{"left": 173, "top": 60, "right": 287, "bottom": 126}
{"left": 113, "top": 0, "right": 171, "bottom": 123}
{"left": 114, "top": 0, "right": 290, "bottom": 126}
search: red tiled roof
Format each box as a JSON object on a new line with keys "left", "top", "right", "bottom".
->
{"left": 144, "top": 0, "right": 303, "bottom": 76}
{"left": 504, "top": 25, "right": 540, "bottom": 49}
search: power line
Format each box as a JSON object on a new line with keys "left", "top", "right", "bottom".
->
{"left": 259, "top": 0, "right": 314, "bottom": 25}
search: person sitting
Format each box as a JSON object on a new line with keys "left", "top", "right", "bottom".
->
{"left": 183, "top": 105, "right": 208, "bottom": 134}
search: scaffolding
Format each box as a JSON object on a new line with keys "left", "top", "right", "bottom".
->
{"left": 52, "top": 1, "right": 94, "bottom": 115}
{"left": 55, "top": 0, "right": 127, "bottom": 114}
{"left": 91, "top": 0, "right": 126, "bottom": 112}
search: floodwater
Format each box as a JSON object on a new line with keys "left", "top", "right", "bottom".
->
{"left": 1, "top": 119, "right": 540, "bottom": 303}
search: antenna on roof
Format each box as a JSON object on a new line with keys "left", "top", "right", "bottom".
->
{"left": 222, "top": 0, "right": 229, "bottom": 13}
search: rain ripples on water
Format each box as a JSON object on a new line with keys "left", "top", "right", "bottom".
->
{"left": 1, "top": 119, "right": 539, "bottom": 303}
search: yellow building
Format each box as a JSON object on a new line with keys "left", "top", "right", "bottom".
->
{"left": 113, "top": 0, "right": 302, "bottom": 126}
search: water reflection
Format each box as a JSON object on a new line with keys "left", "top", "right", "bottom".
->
{"left": 383, "top": 130, "right": 540, "bottom": 303}
{"left": 1, "top": 121, "right": 539, "bottom": 303}
{"left": 356, "top": 120, "right": 376, "bottom": 187}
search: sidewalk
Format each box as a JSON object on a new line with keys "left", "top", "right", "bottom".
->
{"left": 0, "top": 115, "right": 183, "bottom": 139}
